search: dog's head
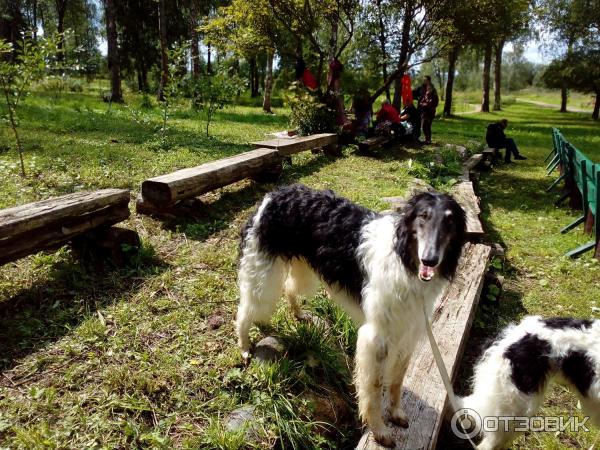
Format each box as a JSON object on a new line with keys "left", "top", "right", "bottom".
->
{"left": 394, "top": 192, "right": 466, "bottom": 282}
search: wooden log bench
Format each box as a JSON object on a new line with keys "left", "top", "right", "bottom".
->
{"left": 381, "top": 181, "right": 484, "bottom": 239}
{"left": 460, "top": 153, "right": 484, "bottom": 181}
{"left": 358, "top": 135, "right": 392, "bottom": 154}
{"left": 137, "top": 148, "right": 282, "bottom": 216}
{"left": 0, "top": 189, "right": 138, "bottom": 266}
{"left": 252, "top": 133, "right": 339, "bottom": 157}
{"left": 357, "top": 242, "right": 492, "bottom": 450}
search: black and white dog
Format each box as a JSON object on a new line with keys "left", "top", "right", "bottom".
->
{"left": 236, "top": 184, "right": 466, "bottom": 446}
{"left": 459, "top": 316, "right": 600, "bottom": 449}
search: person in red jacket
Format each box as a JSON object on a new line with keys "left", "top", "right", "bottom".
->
{"left": 375, "top": 99, "right": 403, "bottom": 138}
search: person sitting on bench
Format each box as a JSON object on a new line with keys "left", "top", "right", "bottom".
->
{"left": 486, "top": 119, "right": 527, "bottom": 163}
{"left": 400, "top": 102, "right": 421, "bottom": 141}
{"left": 374, "top": 99, "right": 403, "bottom": 138}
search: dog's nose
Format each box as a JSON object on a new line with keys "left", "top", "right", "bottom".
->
{"left": 421, "top": 257, "right": 439, "bottom": 267}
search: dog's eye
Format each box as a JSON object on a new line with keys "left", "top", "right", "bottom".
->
{"left": 418, "top": 212, "right": 428, "bottom": 220}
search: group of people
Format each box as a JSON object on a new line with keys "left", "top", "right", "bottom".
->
{"left": 348, "top": 75, "right": 439, "bottom": 145}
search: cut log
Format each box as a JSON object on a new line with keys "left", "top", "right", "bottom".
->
{"left": 380, "top": 182, "right": 484, "bottom": 238}
{"left": 451, "top": 182, "right": 484, "bottom": 237}
{"left": 0, "top": 189, "right": 131, "bottom": 265}
{"left": 358, "top": 135, "right": 391, "bottom": 153}
{"left": 252, "top": 133, "right": 338, "bottom": 156}
{"left": 463, "top": 153, "right": 484, "bottom": 172}
{"left": 357, "top": 242, "right": 492, "bottom": 450}
{"left": 140, "top": 148, "right": 281, "bottom": 208}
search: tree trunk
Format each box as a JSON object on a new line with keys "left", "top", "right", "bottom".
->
{"left": 104, "top": 0, "right": 121, "bottom": 102}
{"left": 376, "top": 0, "right": 390, "bottom": 100}
{"left": 392, "top": 1, "right": 413, "bottom": 109}
{"left": 32, "top": 0, "right": 38, "bottom": 40}
{"left": 157, "top": 0, "right": 169, "bottom": 101}
{"left": 481, "top": 42, "right": 492, "bottom": 112}
{"left": 560, "top": 84, "right": 568, "bottom": 112}
{"left": 443, "top": 45, "right": 460, "bottom": 117}
{"left": 207, "top": 43, "right": 212, "bottom": 74}
{"left": 55, "top": 0, "right": 67, "bottom": 63}
{"left": 249, "top": 57, "right": 258, "bottom": 97}
{"left": 493, "top": 39, "right": 505, "bottom": 111}
{"left": 593, "top": 91, "right": 599, "bottom": 120}
{"left": 189, "top": 2, "right": 201, "bottom": 79}
{"left": 263, "top": 50, "right": 274, "bottom": 113}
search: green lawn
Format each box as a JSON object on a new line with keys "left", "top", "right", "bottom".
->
{"left": 0, "top": 84, "right": 599, "bottom": 449}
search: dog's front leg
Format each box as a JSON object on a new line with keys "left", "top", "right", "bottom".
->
{"left": 385, "top": 352, "right": 411, "bottom": 428}
{"left": 355, "top": 323, "right": 394, "bottom": 448}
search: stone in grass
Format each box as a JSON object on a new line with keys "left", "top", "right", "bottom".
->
{"left": 445, "top": 143, "right": 469, "bottom": 159}
{"left": 207, "top": 314, "right": 225, "bottom": 330}
{"left": 253, "top": 336, "right": 284, "bottom": 363}
{"left": 225, "top": 405, "right": 260, "bottom": 440}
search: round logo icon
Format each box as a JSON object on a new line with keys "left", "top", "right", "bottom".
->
{"left": 451, "top": 408, "right": 482, "bottom": 440}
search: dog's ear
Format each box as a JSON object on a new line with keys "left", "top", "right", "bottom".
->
{"left": 394, "top": 194, "right": 422, "bottom": 275}
{"left": 439, "top": 201, "right": 467, "bottom": 280}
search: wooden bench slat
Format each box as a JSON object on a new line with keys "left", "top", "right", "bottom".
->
{"left": 141, "top": 148, "right": 281, "bottom": 207}
{"left": 358, "top": 242, "right": 492, "bottom": 450}
{"left": 0, "top": 189, "right": 129, "bottom": 238}
{"left": 0, "top": 189, "right": 131, "bottom": 265}
{"left": 451, "top": 181, "right": 484, "bottom": 236}
{"left": 380, "top": 182, "right": 484, "bottom": 237}
{"left": 252, "top": 133, "right": 337, "bottom": 156}
{"left": 463, "top": 153, "right": 484, "bottom": 172}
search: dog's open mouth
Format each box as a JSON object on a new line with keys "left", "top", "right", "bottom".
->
{"left": 419, "top": 264, "right": 436, "bottom": 282}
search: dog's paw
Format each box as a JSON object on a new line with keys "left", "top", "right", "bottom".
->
{"left": 387, "top": 407, "right": 409, "bottom": 428}
{"left": 372, "top": 427, "right": 395, "bottom": 448}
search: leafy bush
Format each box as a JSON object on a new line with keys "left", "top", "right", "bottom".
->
{"left": 191, "top": 71, "right": 243, "bottom": 137}
{"left": 286, "top": 83, "right": 336, "bottom": 136}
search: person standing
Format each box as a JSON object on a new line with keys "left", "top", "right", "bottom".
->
{"left": 418, "top": 76, "right": 438, "bottom": 145}
{"left": 485, "top": 119, "right": 527, "bottom": 163}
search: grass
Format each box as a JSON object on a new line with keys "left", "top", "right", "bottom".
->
{"left": 0, "top": 81, "right": 599, "bottom": 449}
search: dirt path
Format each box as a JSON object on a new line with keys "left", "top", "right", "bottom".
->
{"left": 515, "top": 97, "right": 592, "bottom": 113}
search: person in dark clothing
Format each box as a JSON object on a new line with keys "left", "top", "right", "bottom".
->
{"left": 418, "top": 78, "right": 438, "bottom": 144}
{"left": 400, "top": 103, "right": 421, "bottom": 140}
{"left": 485, "top": 119, "right": 527, "bottom": 163}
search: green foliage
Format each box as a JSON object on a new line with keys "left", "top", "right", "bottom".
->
{"left": 191, "top": 71, "right": 244, "bottom": 137}
{"left": 0, "top": 34, "right": 57, "bottom": 176}
{"left": 287, "top": 84, "right": 336, "bottom": 136}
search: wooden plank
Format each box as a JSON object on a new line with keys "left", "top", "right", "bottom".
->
{"left": 0, "top": 189, "right": 131, "bottom": 265}
{"left": 357, "top": 242, "right": 492, "bottom": 450}
{"left": 140, "top": 148, "right": 281, "bottom": 207}
{"left": 0, "top": 189, "right": 129, "bottom": 238}
{"left": 463, "top": 153, "right": 484, "bottom": 172}
{"left": 380, "top": 182, "right": 484, "bottom": 237}
{"left": 451, "top": 181, "right": 484, "bottom": 236}
{"left": 358, "top": 135, "right": 391, "bottom": 152}
{"left": 252, "top": 133, "right": 337, "bottom": 156}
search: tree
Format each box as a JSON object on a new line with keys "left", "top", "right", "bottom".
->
{"left": 103, "top": 0, "right": 121, "bottom": 102}
{"left": 544, "top": 50, "right": 600, "bottom": 119}
{"left": 157, "top": 0, "right": 169, "bottom": 101}
{"left": 0, "top": 35, "right": 55, "bottom": 176}
{"left": 202, "top": 0, "right": 286, "bottom": 113}
{"left": 537, "top": 0, "right": 587, "bottom": 112}
{"left": 54, "top": 0, "right": 68, "bottom": 62}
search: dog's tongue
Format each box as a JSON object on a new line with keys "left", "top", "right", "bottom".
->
{"left": 419, "top": 264, "right": 435, "bottom": 281}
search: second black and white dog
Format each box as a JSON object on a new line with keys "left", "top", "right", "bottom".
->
{"left": 236, "top": 184, "right": 466, "bottom": 446}
{"left": 459, "top": 316, "right": 600, "bottom": 449}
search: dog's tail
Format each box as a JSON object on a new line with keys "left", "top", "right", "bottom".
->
{"left": 239, "top": 194, "right": 272, "bottom": 261}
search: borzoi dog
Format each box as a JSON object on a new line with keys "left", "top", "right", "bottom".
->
{"left": 458, "top": 316, "right": 600, "bottom": 450}
{"left": 236, "top": 184, "right": 466, "bottom": 446}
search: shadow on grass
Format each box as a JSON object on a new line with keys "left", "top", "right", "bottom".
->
{"left": 0, "top": 252, "right": 166, "bottom": 373}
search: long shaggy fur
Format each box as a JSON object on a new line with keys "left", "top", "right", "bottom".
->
{"left": 236, "top": 184, "right": 466, "bottom": 446}
{"left": 459, "top": 316, "right": 600, "bottom": 450}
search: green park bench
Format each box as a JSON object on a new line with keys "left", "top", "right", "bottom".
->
{"left": 548, "top": 129, "right": 599, "bottom": 259}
